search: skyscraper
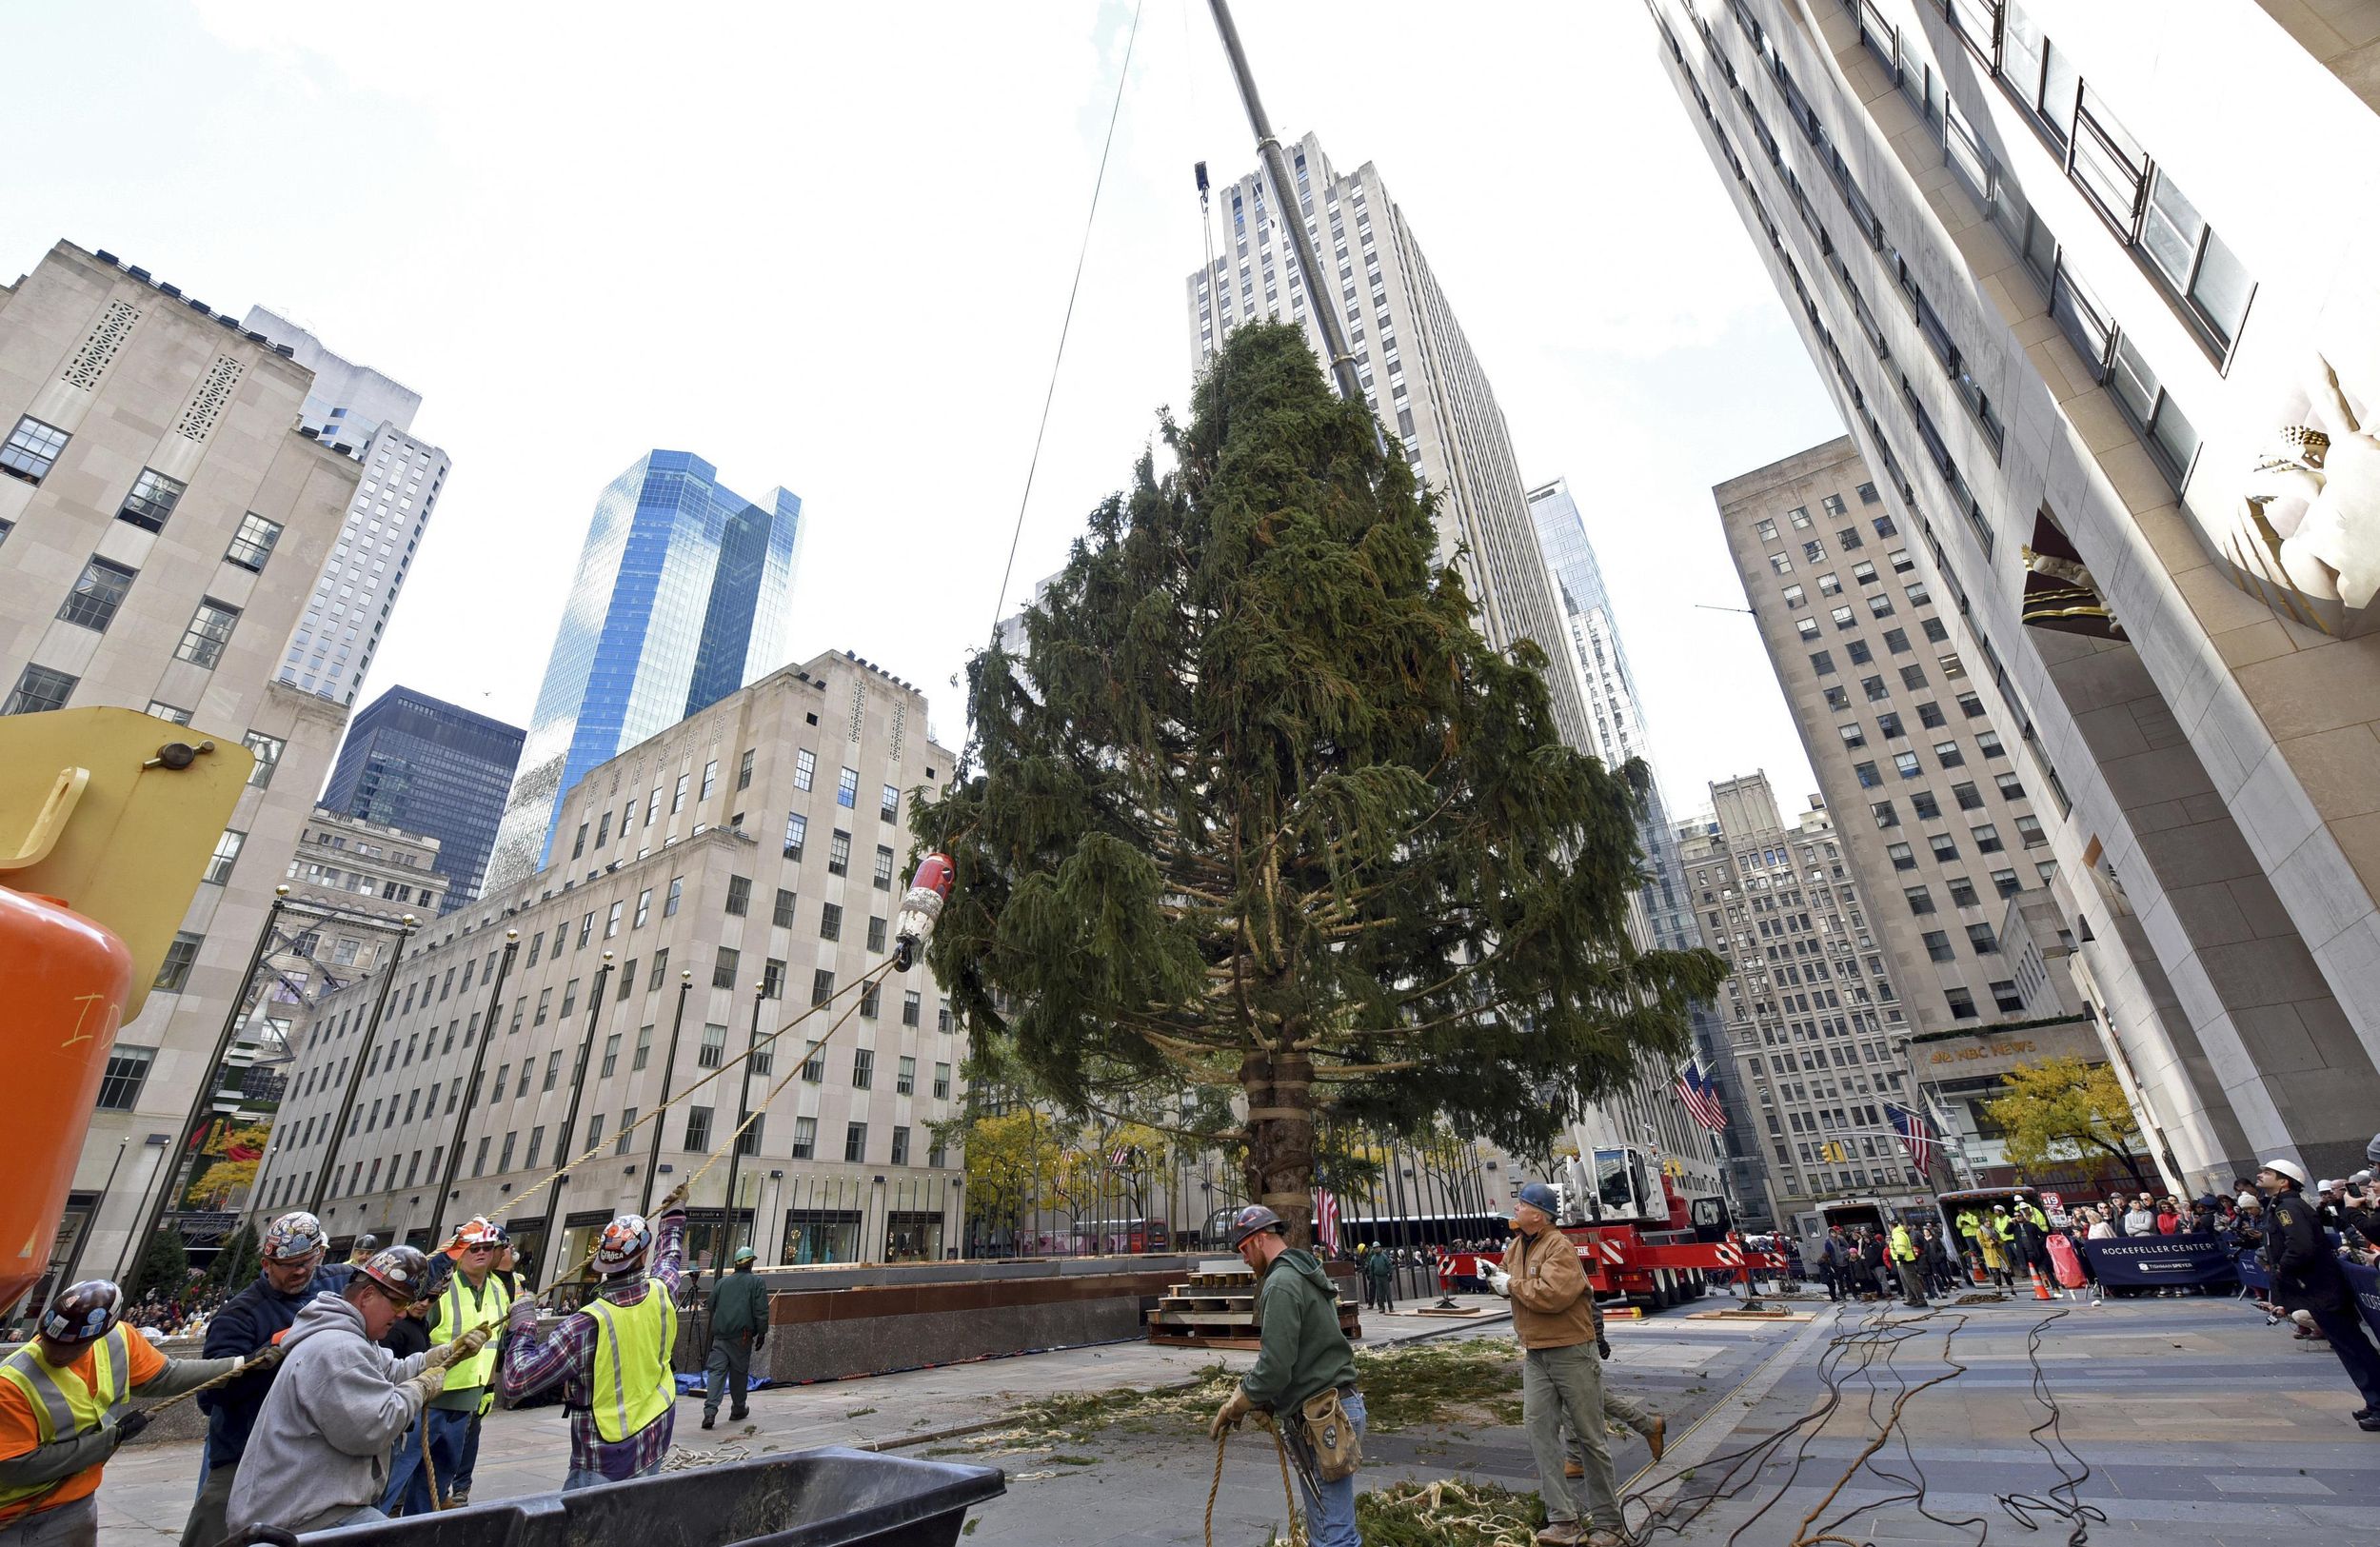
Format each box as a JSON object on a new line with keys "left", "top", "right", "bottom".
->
{"left": 322, "top": 685, "right": 525, "bottom": 910}
{"left": 244, "top": 307, "right": 450, "bottom": 708}
{"left": 1649, "top": 0, "right": 2380, "bottom": 1185}
{"left": 1, "top": 240, "right": 361, "bottom": 1280}
{"left": 1185, "top": 134, "right": 1595, "bottom": 753}
{"left": 486, "top": 450, "right": 802, "bottom": 890}
{"left": 1528, "top": 478, "right": 1764, "bottom": 1204}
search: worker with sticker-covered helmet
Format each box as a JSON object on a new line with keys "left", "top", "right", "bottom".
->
{"left": 181, "top": 1212, "right": 357, "bottom": 1547}
{"left": 3, "top": 1279, "right": 243, "bottom": 1545}
{"left": 500, "top": 1190, "right": 689, "bottom": 1489}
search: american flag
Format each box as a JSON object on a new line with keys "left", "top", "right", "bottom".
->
{"left": 1676, "top": 1061, "right": 1728, "bottom": 1131}
{"left": 1887, "top": 1101, "right": 1934, "bottom": 1175}
{"left": 1109, "top": 1145, "right": 1135, "bottom": 1168}
{"left": 1314, "top": 1188, "right": 1340, "bottom": 1253}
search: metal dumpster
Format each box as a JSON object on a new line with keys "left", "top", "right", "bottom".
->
{"left": 297, "top": 1448, "right": 1004, "bottom": 1547}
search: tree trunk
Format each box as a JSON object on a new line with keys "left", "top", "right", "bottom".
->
{"left": 1241, "top": 1046, "right": 1317, "bottom": 1249}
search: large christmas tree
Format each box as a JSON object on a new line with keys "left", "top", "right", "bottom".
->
{"left": 918, "top": 322, "right": 1724, "bottom": 1244}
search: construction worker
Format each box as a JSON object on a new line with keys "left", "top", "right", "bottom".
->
{"left": 702, "top": 1244, "right": 768, "bottom": 1429}
{"left": 381, "top": 1218, "right": 510, "bottom": 1513}
{"left": 1, "top": 1280, "right": 245, "bottom": 1547}
{"left": 1953, "top": 1204, "right": 1984, "bottom": 1279}
{"left": 446, "top": 1225, "right": 522, "bottom": 1508}
{"left": 1980, "top": 1208, "right": 2013, "bottom": 1287}
{"left": 228, "top": 1245, "right": 477, "bottom": 1536}
{"left": 1887, "top": 1219, "right": 1927, "bottom": 1308}
{"left": 347, "top": 1234, "right": 380, "bottom": 1268}
{"left": 182, "top": 1210, "right": 351, "bottom": 1547}
{"left": 1362, "top": 1240, "right": 1397, "bottom": 1314}
{"left": 500, "top": 1197, "right": 688, "bottom": 1488}
{"left": 1206, "top": 1205, "right": 1365, "bottom": 1547}
{"left": 2257, "top": 1159, "right": 2380, "bottom": 1429}
{"left": 1481, "top": 1183, "right": 1622, "bottom": 1547}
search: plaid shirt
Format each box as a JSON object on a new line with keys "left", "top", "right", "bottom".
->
{"left": 500, "top": 1216, "right": 685, "bottom": 1481}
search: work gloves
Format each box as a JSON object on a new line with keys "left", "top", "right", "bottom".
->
{"left": 507, "top": 1296, "right": 541, "bottom": 1334}
{"left": 1483, "top": 1264, "right": 1512, "bottom": 1297}
{"left": 1208, "top": 1387, "right": 1253, "bottom": 1440}
{"left": 109, "top": 1412, "right": 150, "bottom": 1448}
{"left": 1597, "top": 1337, "right": 1613, "bottom": 1360}
{"left": 426, "top": 1325, "right": 492, "bottom": 1371}
{"left": 407, "top": 1365, "right": 448, "bottom": 1405}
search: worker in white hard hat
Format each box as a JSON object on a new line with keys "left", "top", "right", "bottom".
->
{"left": 2255, "top": 1159, "right": 2380, "bottom": 1429}
{"left": 500, "top": 1190, "right": 688, "bottom": 1489}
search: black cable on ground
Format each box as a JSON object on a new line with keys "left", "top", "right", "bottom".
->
{"left": 1993, "top": 1309, "right": 2107, "bottom": 1546}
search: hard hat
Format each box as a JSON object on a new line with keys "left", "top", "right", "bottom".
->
{"left": 2259, "top": 1158, "right": 2310, "bottom": 1187}
{"left": 1516, "top": 1182, "right": 1558, "bottom": 1216}
{"left": 733, "top": 1245, "right": 758, "bottom": 1263}
{"left": 356, "top": 1245, "right": 434, "bottom": 1300}
{"left": 488, "top": 1222, "right": 512, "bottom": 1247}
{"left": 2319, "top": 1180, "right": 2343, "bottom": 1193}
{"left": 456, "top": 1217, "right": 502, "bottom": 1248}
{"left": 420, "top": 1252, "right": 457, "bottom": 1299}
{"left": 264, "top": 1211, "right": 328, "bottom": 1262}
{"left": 353, "top": 1234, "right": 381, "bottom": 1253}
{"left": 594, "top": 1214, "right": 655, "bottom": 1276}
{"left": 41, "top": 1279, "right": 124, "bottom": 1347}
{"left": 1226, "top": 1204, "right": 1283, "bottom": 1248}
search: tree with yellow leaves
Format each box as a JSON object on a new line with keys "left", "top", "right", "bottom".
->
{"left": 1980, "top": 1056, "right": 2152, "bottom": 1191}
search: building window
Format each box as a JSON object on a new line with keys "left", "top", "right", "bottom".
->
{"left": 1894, "top": 752, "right": 1922, "bottom": 780}
{"left": 791, "top": 1116, "right": 816, "bottom": 1159}
{"left": 1854, "top": 762, "right": 1882, "bottom": 789}
{"left": 812, "top": 969, "right": 835, "bottom": 1006}
{"left": 783, "top": 812, "right": 806, "bottom": 860}
{"left": 762, "top": 958, "right": 784, "bottom": 999}
{"left": 933, "top": 1061, "right": 952, "bottom": 1100}
{"left": 1922, "top": 930, "right": 1955, "bottom": 962}
{"left": 712, "top": 948, "right": 740, "bottom": 990}
{"left": 773, "top": 887, "right": 796, "bottom": 927}
{"left": 881, "top": 784, "right": 900, "bottom": 823}
{"left": 828, "top": 830, "right": 851, "bottom": 876}
{"left": 664, "top": 876, "right": 684, "bottom": 917}
{"left": 891, "top": 1125, "right": 911, "bottom": 1166}
{"left": 226, "top": 512, "right": 285, "bottom": 571}
{"left": 1968, "top": 922, "right": 2000, "bottom": 955}
{"left": 94, "top": 1044, "right": 154, "bottom": 1109}
{"left": 59, "top": 556, "right": 138, "bottom": 631}
{"left": 1904, "top": 886, "right": 1934, "bottom": 917}
{"left": 1796, "top": 618, "right": 1820, "bottom": 641}
{"left": 6, "top": 664, "right": 78, "bottom": 716}
{"left": 794, "top": 748, "right": 816, "bottom": 790}
{"left": 605, "top": 901, "right": 624, "bottom": 938}
{"left": 1929, "top": 832, "right": 1960, "bottom": 863}
{"left": 1977, "top": 730, "right": 2007, "bottom": 758}
{"left": 117, "top": 467, "right": 187, "bottom": 531}
{"left": 701, "top": 759, "right": 719, "bottom": 800}
{"left": 820, "top": 902, "right": 842, "bottom": 942}
{"left": 1945, "top": 986, "right": 1979, "bottom": 1021}
{"left": 1, "top": 415, "right": 69, "bottom": 484}
{"left": 206, "top": 828, "right": 245, "bottom": 884}
{"left": 684, "top": 1106, "right": 713, "bottom": 1150}
{"left": 1886, "top": 842, "right": 1915, "bottom": 871}
{"left": 873, "top": 846, "right": 896, "bottom": 890}
{"left": 902, "top": 990, "right": 922, "bottom": 1026}
{"left": 175, "top": 598, "right": 241, "bottom": 668}
{"left": 146, "top": 701, "right": 192, "bottom": 724}
{"left": 1872, "top": 800, "right": 1898, "bottom": 829}
{"left": 852, "top": 1048, "right": 874, "bottom": 1089}
{"left": 1933, "top": 741, "right": 1966, "bottom": 769}
{"left": 699, "top": 1022, "right": 726, "bottom": 1069}
{"left": 844, "top": 1122, "right": 868, "bottom": 1162}
{"left": 837, "top": 767, "right": 859, "bottom": 807}
{"left": 150, "top": 930, "right": 206, "bottom": 992}
{"left": 865, "top": 916, "right": 887, "bottom": 953}
{"left": 895, "top": 1056, "right": 916, "bottom": 1096}
{"left": 859, "top": 981, "right": 881, "bottom": 1018}
{"left": 2108, "top": 334, "right": 2200, "bottom": 488}
{"left": 602, "top": 1033, "right": 621, "bottom": 1078}
{"left": 2140, "top": 169, "right": 2254, "bottom": 351}
{"left": 634, "top": 1024, "right": 654, "bottom": 1069}
{"left": 724, "top": 876, "right": 751, "bottom": 916}
{"left": 1947, "top": 875, "right": 1980, "bottom": 908}
{"left": 2015, "top": 813, "right": 2049, "bottom": 847}
{"left": 1993, "top": 868, "right": 2023, "bottom": 897}
{"left": 1876, "top": 711, "right": 1904, "bottom": 739}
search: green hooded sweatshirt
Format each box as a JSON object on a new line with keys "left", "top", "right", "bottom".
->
{"left": 1241, "top": 1248, "right": 1359, "bottom": 1415}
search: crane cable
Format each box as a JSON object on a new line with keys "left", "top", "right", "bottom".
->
{"left": 518, "top": 959, "right": 904, "bottom": 1301}
{"left": 985, "top": 0, "right": 1148, "bottom": 641}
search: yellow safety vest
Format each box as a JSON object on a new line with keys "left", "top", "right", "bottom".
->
{"left": 1889, "top": 1226, "right": 1917, "bottom": 1262}
{"left": 583, "top": 1281, "right": 676, "bottom": 1443}
{"left": 437, "top": 1271, "right": 513, "bottom": 1393}
{"left": 0, "top": 1329, "right": 130, "bottom": 1519}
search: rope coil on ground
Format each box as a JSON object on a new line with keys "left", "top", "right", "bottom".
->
{"left": 1201, "top": 1422, "right": 1304, "bottom": 1547}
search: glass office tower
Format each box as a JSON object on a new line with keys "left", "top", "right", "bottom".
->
{"left": 321, "top": 686, "right": 526, "bottom": 910}
{"left": 486, "top": 450, "right": 803, "bottom": 890}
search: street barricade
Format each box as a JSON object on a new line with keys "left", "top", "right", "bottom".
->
{"left": 2076, "top": 1238, "right": 2240, "bottom": 1290}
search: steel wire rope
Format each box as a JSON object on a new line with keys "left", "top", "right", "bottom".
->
{"left": 526, "top": 967, "right": 900, "bottom": 1297}
{"left": 463, "top": 958, "right": 899, "bottom": 1233}
{"left": 985, "top": 0, "right": 1149, "bottom": 642}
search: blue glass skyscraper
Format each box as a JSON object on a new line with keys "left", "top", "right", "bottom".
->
{"left": 486, "top": 451, "right": 803, "bottom": 889}
{"left": 322, "top": 686, "right": 526, "bottom": 910}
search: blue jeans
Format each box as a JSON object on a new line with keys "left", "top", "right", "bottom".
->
{"left": 1284, "top": 1389, "right": 1365, "bottom": 1547}
{"left": 381, "top": 1407, "right": 472, "bottom": 1514}
{"left": 451, "top": 1410, "right": 485, "bottom": 1495}
{"left": 563, "top": 1457, "right": 664, "bottom": 1492}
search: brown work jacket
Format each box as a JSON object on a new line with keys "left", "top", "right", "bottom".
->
{"left": 1504, "top": 1224, "right": 1597, "bottom": 1350}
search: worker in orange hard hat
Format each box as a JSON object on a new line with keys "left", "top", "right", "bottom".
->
{"left": 2, "top": 1280, "right": 247, "bottom": 1547}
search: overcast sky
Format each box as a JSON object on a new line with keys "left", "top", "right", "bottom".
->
{"left": 3, "top": 0, "right": 1839, "bottom": 819}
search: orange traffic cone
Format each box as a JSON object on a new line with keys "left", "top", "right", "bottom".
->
{"left": 2030, "top": 1265, "right": 2052, "bottom": 1301}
